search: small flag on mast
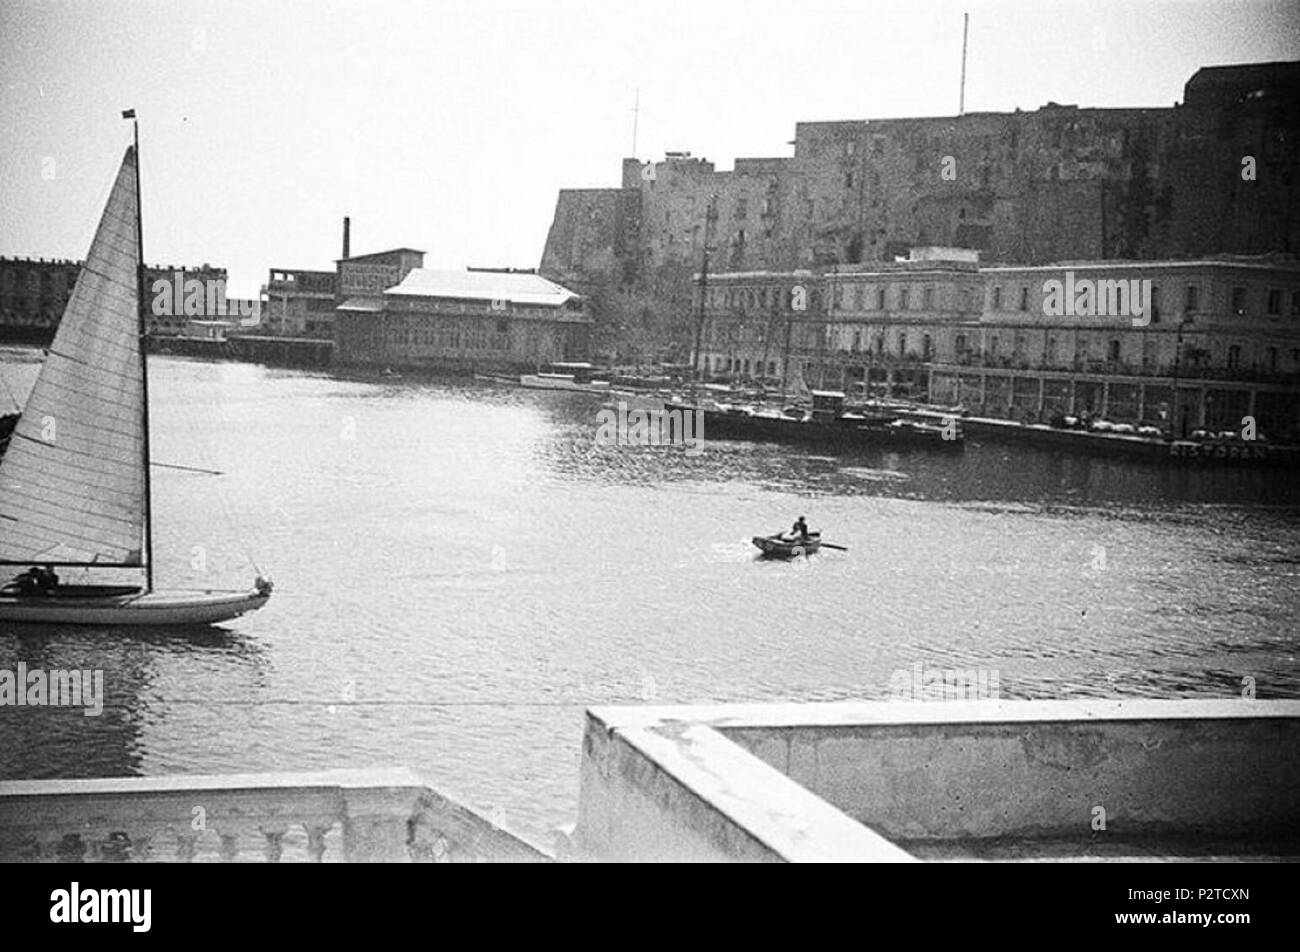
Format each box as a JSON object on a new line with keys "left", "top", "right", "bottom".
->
{"left": 122, "top": 109, "right": 136, "bottom": 119}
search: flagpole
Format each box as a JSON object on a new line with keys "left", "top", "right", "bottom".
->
{"left": 125, "top": 109, "right": 153, "bottom": 592}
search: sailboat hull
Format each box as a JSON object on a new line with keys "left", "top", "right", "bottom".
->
{"left": 0, "top": 589, "right": 269, "bottom": 626}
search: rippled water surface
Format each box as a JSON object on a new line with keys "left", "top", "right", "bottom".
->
{"left": 2, "top": 352, "right": 1298, "bottom": 843}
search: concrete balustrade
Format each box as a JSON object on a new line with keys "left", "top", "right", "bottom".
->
{"left": 0, "top": 768, "right": 549, "bottom": 863}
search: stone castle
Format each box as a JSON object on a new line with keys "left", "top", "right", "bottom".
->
{"left": 539, "top": 62, "right": 1300, "bottom": 292}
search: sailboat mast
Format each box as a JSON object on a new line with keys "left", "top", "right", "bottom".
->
{"left": 130, "top": 114, "right": 154, "bottom": 592}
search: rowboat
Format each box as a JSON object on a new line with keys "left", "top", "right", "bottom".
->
{"left": 752, "top": 532, "right": 821, "bottom": 558}
{"left": 0, "top": 118, "right": 271, "bottom": 626}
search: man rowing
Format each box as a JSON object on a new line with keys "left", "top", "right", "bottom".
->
{"left": 784, "top": 516, "right": 811, "bottom": 542}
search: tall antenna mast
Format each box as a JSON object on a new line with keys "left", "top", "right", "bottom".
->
{"left": 959, "top": 12, "right": 969, "bottom": 116}
{"left": 631, "top": 88, "right": 640, "bottom": 155}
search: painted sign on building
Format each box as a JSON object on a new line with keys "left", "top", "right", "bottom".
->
{"left": 340, "top": 263, "right": 399, "bottom": 295}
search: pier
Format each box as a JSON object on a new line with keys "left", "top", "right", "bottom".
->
{"left": 149, "top": 334, "right": 334, "bottom": 368}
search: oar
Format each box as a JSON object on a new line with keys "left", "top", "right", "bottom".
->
{"left": 819, "top": 542, "right": 848, "bottom": 551}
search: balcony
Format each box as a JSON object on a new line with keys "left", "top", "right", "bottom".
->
{"left": 930, "top": 356, "right": 1300, "bottom": 384}
{"left": 0, "top": 768, "right": 550, "bottom": 863}
{"left": 574, "top": 700, "right": 1300, "bottom": 862}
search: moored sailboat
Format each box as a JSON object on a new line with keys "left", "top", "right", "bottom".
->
{"left": 0, "top": 121, "right": 271, "bottom": 626}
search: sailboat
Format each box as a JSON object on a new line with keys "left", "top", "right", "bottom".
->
{"left": 0, "top": 122, "right": 271, "bottom": 626}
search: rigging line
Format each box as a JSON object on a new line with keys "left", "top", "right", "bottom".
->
{"left": 0, "top": 355, "right": 26, "bottom": 412}
{"left": 90, "top": 698, "right": 658, "bottom": 708}
{"left": 167, "top": 384, "right": 263, "bottom": 576}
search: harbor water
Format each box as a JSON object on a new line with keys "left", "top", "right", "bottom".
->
{"left": 2, "top": 351, "right": 1298, "bottom": 844}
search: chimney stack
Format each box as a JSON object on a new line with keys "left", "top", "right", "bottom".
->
{"left": 342, "top": 216, "right": 351, "bottom": 260}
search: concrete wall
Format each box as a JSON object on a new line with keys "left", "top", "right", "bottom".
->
{"left": 724, "top": 701, "right": 1300, "bottom": 849}
{"left": 575, "top": 701, "right": 1300, "bottom": 862}
{"left": 575, "top": 708, "right": 915, "bottom": 862}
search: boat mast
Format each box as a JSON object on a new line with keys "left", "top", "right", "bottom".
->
{"left": 691, "top": 194, "right": 716, "bottom": 392}
{"left": 127, "top": 111, "right": 154, "bottom": 592}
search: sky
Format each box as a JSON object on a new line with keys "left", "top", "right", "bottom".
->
{"left": 1, "top": 0, "right": 1298, "bottom": 297}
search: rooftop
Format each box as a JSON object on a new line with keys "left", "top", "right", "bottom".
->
{"left": 385, "top": 268, "right": 581, "bottom": 307}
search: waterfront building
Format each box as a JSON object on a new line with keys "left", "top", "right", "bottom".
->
{"left": 696, "top": 250, "right": 1300, "bottom": 439}
{"left": 0, "top": 256, "right": 79, "bottom": 341}
{"left": 541, "top": 61, "right": 1300, "bottom": 343}
{"left": 946, "top": 256, "right": 1300, "bottom": 437}
{"left": 697, "top": 248, "right": 984, "bottom": 399}
{"left": 334, "top": 267, "right": 590, "bottom": 370}
{"left": 0, "top": 256, "right": 228, "bottom": 340}
{"left": 337, "top": 248, "right": 425, "bottom": 300}
{"left": 263, "top": 267, "right": 337, "bottom": 337}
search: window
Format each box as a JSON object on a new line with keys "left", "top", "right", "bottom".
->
{"left": 899, "top": 288, "right": 910, "bottom": 310}
{"left": 1292, "top": 291, "right": 1300, "bottom": 316}
{"left": 1231, "top": 286, "right": 1247, "bottom": 315}
{"left": 876, "top": 287, "right": 886, "bottom": 310}
{"left": 992, "top": 286, "right": 1002, "bottom": 309}
{"left": 1185, "top": 284, "right": 1199, "bottom": 312}
{"left": 1266, "top": 346, "right": 1277, "bottom": 371}
{"left": 1108, "top": 339, "right": 1120, "bottom": 362}
{"left": 1227, "top": 344, "right": 1241, "bottom": 369}
{"left": 955, "top": 333, "right": 967, "bottom": 355}
{"left": 1267, "top": 289, "right": 1281, "bottom": 315}
{"left": 898, "top": 332, "right": 907, "bottom": 357}
{"left": 922, "top": 334, "right": 933, "bottom": 359}
{"left": 1150, "top": 286, "right": 1161, "bottom": 324}
{"left": 923, "top": 286, "right": 933, "bottom": 309}
{"left": 854, "top": 288, "right": 864, "bottom": 310}
{"left": 735, "top": 198, "right": 748, "bottom": 220}
{"left": 1019, "top": 287, "right": 1029, "bottom": 311}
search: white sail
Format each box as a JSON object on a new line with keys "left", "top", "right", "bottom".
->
{"left": 0, "top": 147, "right": 145, "bottom": 566}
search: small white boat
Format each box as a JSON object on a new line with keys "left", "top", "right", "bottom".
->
{"left": 0, "top": 122, "right": 271, "bottom": 627}
{"left": 520, "top": 362, "right": 611, "bottom": 392}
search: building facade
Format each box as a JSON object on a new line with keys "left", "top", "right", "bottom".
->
{"left": 334, "top": 267, "right": 590, "bottom": 370}
{"left": 263, "top": 268, "right": 338, "bottom": 337}
{"left": 696, "top": 250, "right": 1300, "bottom": 440}
{"left": 0, "top": 256, "right": 228, "bottom": 341}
